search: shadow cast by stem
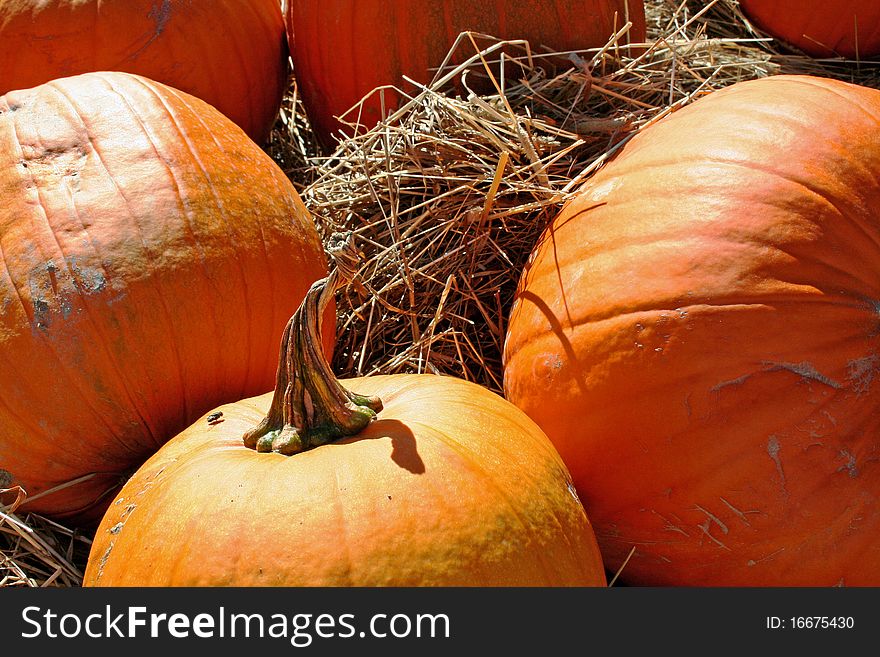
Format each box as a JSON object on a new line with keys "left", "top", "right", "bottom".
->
{"left": 341, "top": 418, "right": 425, "bottom": 475}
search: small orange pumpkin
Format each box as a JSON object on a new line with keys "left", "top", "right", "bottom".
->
{"left": 84, "top": 237, "right": 606, "bottom": 587}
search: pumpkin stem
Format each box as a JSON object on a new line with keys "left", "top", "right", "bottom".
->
{"left": 243, "top": 233, "right": 382, "bottom": 455}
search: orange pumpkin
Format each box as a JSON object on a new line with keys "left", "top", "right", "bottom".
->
{"left": 287, "top": 0, "right": 646, "bottom": 146}
{"left": 0, "top": 0, "right": 287, "bottom": 143}
{"left": 503, "top": 75, "right": 880, "bottom": 586}
{"left": 83, "top": 238, "right": 606, "bottom": 587}
{"left": 0, "top": 71, "right": 332, "bottom": 523}
{"left": 739, "top": 0, "right": 880, "bottom": 58}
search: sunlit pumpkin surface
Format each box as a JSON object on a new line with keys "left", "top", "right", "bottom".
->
{"left": 84, "top": 374, "right": 606, "bottom": 587}
{"left": 504, "top": 75, "right": 880, "bottom": 586}
{"left": 0, "top": 71, "right": 331, "bottom": 522}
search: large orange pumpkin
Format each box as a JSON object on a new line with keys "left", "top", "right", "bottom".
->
{"left": 286, "top": 0, "right": 646, "bottom": 146}
{"left": 0, "top": 0, "right": 287, "bottom": 143}
{"left": 0, "top": 71, "right": 332, "bottom": 523}
{"left": 739, "top": 0, "right": 880, "bottom": 58}
{"left": 503, "top": 75, "right": 880, "bottom": 586}
{"left": 83, "top": 239, "right": 606, "bottom": 586}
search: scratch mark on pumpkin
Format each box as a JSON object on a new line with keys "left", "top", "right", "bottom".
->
{"left": 129, "top": 0, "right": 173, "bottom": 59}
{"left": 694, "top": 505, "right": 729, "bottom": 534}
{"left": 747, "top": 547, "right": 785, "bottom": 567}
{"left": 0, "top": 469, "right": 12, "bottom": 488}
{"left": 67, "top": 258, "right": 107, "bottom": 293}
{"left": 697, "top": 521, "right": 731, "bottom": 550}
{"left": 710, "top": 373, "right": 752, "bottom": 392}
{"left": 767, "top": 435, "right": 788, "bottom": 496}
{"left": 151, "top": 0, "right": 173, "bottom": 36}
{"left": 694, "top": 504, "right": 731, "bottom": 550}
{"left": 96, "top": 541, "right": 114, "bottom": 580}
{"left": 761, "top": 360, "right": 842, "bottom": 389}
{"left": 847, "top": 354, "right": 878, "bottom": 395}
{"left": 836, "top": 449, "right": 859, "bottom": 478}
{"left": 719, "top": 497, "right": 763, "bottom": 526}
{"left": 651, "top": 510, "right": 690, "bottom": 536}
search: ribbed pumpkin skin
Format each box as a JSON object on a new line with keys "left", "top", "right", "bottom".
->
{"left": 0, "top": 72, "right": 331, "bottom": 522}
{"left": 287, "top": 0, "right": 646, "bottom": 145}
{"left": 84, "top": 374, "right": 606, "bottom": 587}
{"left": 503, "top": 75, "right": 880, "bottom": 586}
{"left": 739, "top": 0, "right": 880, "bottom": 58}
{"left": 0, "top": 0, "right": 287, "bottom": 143}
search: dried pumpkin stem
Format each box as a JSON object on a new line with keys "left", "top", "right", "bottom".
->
{"left": 243, "top": 234, "right": 383, "bottom": 455}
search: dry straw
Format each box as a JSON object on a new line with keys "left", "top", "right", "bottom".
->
{"left": 4, "top": 0, "right": 878, "bottom": 586}
{"left": 1, "top": 485, "right": 90, "bottom": 587}
{"left": 299, "top": 0, "right": 880, "bottom": 392}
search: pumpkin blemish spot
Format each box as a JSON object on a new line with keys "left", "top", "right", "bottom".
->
{"left": 836, "top": 449, "right": 859, "bottom": 478}
{"left": 97, "top": 542, "right": 114, "bottom": 580}
{"left": 762, "top": 361, "right": 842, "bottom": 389}
{"left": 767, "top": 436, "right": 788, "bottom": 495}
{"left": 847, "top": 354, "right": 878, "bottom": 395}
{"left": 711, "top": 373, "right": 752, "bottom": 392}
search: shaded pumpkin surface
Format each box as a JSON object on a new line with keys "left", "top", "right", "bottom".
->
{"left": 84, "top": 374, "right": 606, "bottom": 587}
{"left": 739, "top": 0, "right": 880, "bottom": 59}
{"left": 504, "top": 75, "right": 880, "bottom": 585}
{"left": 0, "top": 0, "right": 287, "bottom": 142}
{"left": 0, "top": 71, "right": 331, "bottom": 522}
{"left": 287, "top": 0, "right": 646, "bottom": 145}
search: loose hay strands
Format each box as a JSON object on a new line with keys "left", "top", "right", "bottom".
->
{"left": 265, "top": 72, "right": 324, "bottom": 191}
{"left": 1, "top": 486, "right": 91, "bottom": 587}
{"left": 4, "top": 0, "right": 879, "bottom": 588}
{"left": 303, "top": 0, "right": 878, "bottom": 394}
{"left": 675, "top": 0, "right": 880, "bottom": 84}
